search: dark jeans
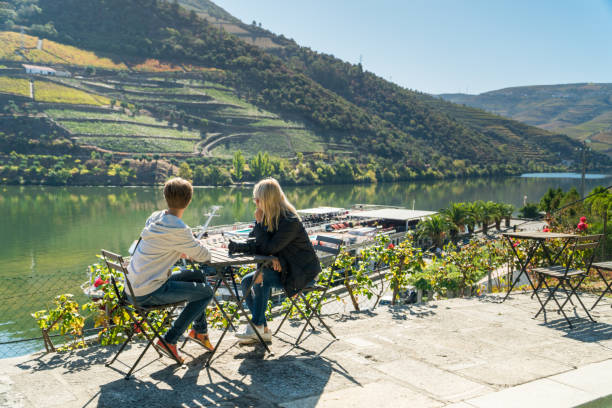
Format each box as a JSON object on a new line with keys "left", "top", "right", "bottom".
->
{"left": 241, "top": 267, "right": 283, "bottom": 326}
{"left": 131, "top": 266, "right": 214, "bottom": 344}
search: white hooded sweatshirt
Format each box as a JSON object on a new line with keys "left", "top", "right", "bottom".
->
{"left": 127, "top": 210, "right": 211, "bottom": 297}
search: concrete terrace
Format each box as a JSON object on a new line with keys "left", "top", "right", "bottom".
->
{"left": 2, "top": 292, "right": 612, "bottom": 408}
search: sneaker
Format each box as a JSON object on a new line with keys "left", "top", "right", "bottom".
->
{"left": 188, "top": 329, "right": 214, "bottom": 352}
{"left": 155, "top": 339, "right": 185, "bottom": 364}
{"left": 235, "top": 324, "right": 255, "bottom": 339}
{"left": 237, "top": 326, "right": 272, "bottom": 344}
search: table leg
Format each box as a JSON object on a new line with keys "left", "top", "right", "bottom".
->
{"left": 503, "top": 238, "right": 540, "bottom": 301}
{"left": 205, "top": 267, "right": 271, "bottom": 367}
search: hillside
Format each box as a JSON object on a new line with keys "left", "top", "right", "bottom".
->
{"left": 0, "top": 0, "right": 605, "bottom": 186}
{"left": 165, "top": 1, "right": 596, "bottom": 167}
{"left": 439, "top": 84, "right": 612, "bottom": 155}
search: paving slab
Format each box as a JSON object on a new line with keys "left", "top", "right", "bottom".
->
{"left": 280, "top": 381, "right": 444, "bottom": 408}
{"left": 465, "top": 378, "right": 595, "bottom": 408}
{"left": 375, "top": 357, "right": 493, "bottom": 402}
{"left": 548, "top": 359, "right": 612, "bottom": 399}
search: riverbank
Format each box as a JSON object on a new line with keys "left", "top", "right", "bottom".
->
{"left": 2, "top": 292, "right": 612, "bottom": 407}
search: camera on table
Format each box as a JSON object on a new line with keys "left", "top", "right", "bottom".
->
{"left": 228, "top": 238, "right": 257, "bottom": 256}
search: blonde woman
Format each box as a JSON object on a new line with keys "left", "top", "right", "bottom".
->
{"left": 236, "top": 178, "right": 321, "bottom": 343}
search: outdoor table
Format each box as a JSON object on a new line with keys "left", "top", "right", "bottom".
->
{"left": 501, "top": 231, "right": 578, "bottom": 304}
{"left": 199, "top": 248, "right": 274, "bottom": 367}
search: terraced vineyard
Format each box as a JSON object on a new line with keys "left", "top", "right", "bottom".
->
{"left": 34, "top": 81, "right": 110, "bottom": 105}
{"left": 0, "top": 77, "right": 30, "bottom": 97}
{"left": 0, "top": 31, "right": 323, "bottom": 157}
{"left": 0, "top": 31, "right": 127, "bottom": 69}
{"left": 79, "top": 136, "right": 197, "bottom": 153}
{"left": 58, "top": 121, "right": 201, "bottom": 139}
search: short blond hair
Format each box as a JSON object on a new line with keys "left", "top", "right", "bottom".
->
{"left": 253, "top": 178, "right": 298, "bottom": 232}
{"left": 164, "top": 177, "right": 193, "bottom": 209}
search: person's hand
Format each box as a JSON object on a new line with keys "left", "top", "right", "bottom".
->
{"left": 255, "top": 208, "right": 264, "bottom": 224}
{"left": 271, "top": 257, "right": 282, "bottom": 272}
{"left": 254, "top": 271, "right": 263, "bottom": 284}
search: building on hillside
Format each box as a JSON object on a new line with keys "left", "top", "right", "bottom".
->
{"left": 22, "top": 64, "right": 56, "bottom": 75}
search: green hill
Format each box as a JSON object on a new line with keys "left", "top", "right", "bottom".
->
{"left": 439, "top": 84, "right": 612, "bottom": 155}
{"left": 167, "top": 1, "right": 595, "bottom": 166}
{"left": 0, "top": 0, "right": 606, "bottom": 186}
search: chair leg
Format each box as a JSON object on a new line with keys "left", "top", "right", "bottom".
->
{"left": 534, "top": 278, "right": 557, "bottom": 319}
{"left": 275, "top": 293, "right": 316, "bottom": 336}
{"left": 147, "top": 308, "right": 183, "bottom": 365}
{"left": 106, "top": 328, "right": 134, "bottom": 367}
{"left": 531, "top": 275, "right": 544, "bottom": 299}
{"left": 543, "top": 279, "right": 573, "bottom": 328}
{"left": 558, "top": 281, "right": 576, "bottom": 307}
{"left": 567, "top": 277, "right": 596, "bottom": 323}
{"left": 301, "top": 292, "right": 334, "bottom": 336}
{"left": 295, "top": 292, "right": 335, "bottom": 345}
{"left": 591, "top": 269, "right": 612, "bottom": 310}
{"left": 303, "top": 295, "right": 336, "bottom": 340}
{"left": 274, "top": 309, "right": 291, "bottom": 336}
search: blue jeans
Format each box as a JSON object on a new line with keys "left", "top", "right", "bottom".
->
{"left": 131, "top": 266, "right": 214, "bottom": 344}
{"left": 241, "top": 267, "right": 283, "bottom": 326}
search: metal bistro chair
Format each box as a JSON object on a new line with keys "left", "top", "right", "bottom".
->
{"left": 532, "top": 234, "right": 603, "bottom": 328}
{"left": 101, "top": 250, "right": 185, "bottom": 379}
{"left": 274, "top": 235, "right": 342, "bottom": 345}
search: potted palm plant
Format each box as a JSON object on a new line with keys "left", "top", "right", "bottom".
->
{"left": 417, "top": 214, "right": 450, "bottom": 250}
{"left": 501, "top": 203, "right": 515, "bottom": 228}
{"left": 443, "top": 202, "right": 468, "bottom": 243}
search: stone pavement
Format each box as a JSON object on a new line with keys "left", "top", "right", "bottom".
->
{"left": 1, "top": 292, "right": 612, "bottom": 408}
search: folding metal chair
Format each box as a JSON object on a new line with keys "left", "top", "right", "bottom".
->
{"left": 101, "top": 250, "right": 185, "bottom": 379}
{"left": 532, "top": 234, "right": 603, "bottom": 328}
{"left": 274, "top": 235, "right": 342, "bottom": 345}
{"left": 590, "top": 261, "right": 612, "bottom": 310}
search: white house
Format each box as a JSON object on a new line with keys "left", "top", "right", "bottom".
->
{"left": 23, "top": 64, "right": 57, "bottom": 75}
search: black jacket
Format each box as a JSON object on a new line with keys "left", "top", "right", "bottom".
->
{"left": 250, "top": 212, "right": 321, "bottom": 296}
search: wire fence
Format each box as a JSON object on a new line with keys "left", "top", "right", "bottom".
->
{"left": 0, "top": 269, "right": 93, "bottom": 359}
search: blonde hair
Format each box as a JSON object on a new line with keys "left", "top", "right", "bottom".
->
{"left": 164, "top": 177, "right": 193, "bottom": 209}
{"left": 253, "top": 178, "right": 299, "bottom": 232}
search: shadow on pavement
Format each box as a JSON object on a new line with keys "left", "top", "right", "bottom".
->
{"left": 95, "top": 351, "right": 338, "bottom": 407}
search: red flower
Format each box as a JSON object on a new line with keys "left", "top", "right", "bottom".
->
{"left": 543, "top": 227, "right": 550, "bottom": 232}
{"left": 577, "top": 222, "right": 588, "bottom": 231}
{"left": 94, "top": 277, "right": 109, "bottom": 288}
{"left": 388, "top": 243, "right": 395, "bottom": 249}
{"left": 513, "top": 242, "right": 519, "bottom": 247}
{"left": 580, "top": 216, "right": 587, "bottom": 223}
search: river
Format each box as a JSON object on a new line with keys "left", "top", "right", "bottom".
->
{"left": 1, "top": 173, "right": 611, "bottom": 357}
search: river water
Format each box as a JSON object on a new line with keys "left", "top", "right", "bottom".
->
{"left": 1, "top": 174, "right": 611, "bottom": 357}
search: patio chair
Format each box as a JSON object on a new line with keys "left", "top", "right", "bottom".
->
{"left": 532, "top": 234, "right": 603, "bottom": 328}
{"left": 101, "top": 250, "right": 185, "bottom": 379}
{"left": 274, "top": 235, "right": 342, "bottom": 345}
{"left": 589, "top": 261, "right": 612, "bottom": 310}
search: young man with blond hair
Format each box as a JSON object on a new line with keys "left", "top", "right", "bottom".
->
{"left": 127, "top": 177, "right": 214, "bottom": 362}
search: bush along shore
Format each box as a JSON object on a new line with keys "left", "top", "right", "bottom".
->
{"left": 1, "top": 148, "right": 571, "bottom": 187}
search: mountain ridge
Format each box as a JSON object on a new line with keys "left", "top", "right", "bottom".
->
{"left": 439, "top": 83, "right": 612, "bottom": 155}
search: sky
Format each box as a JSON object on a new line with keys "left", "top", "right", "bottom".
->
{"left": 212, "top": 0, "right": 612, "bottom": 95}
